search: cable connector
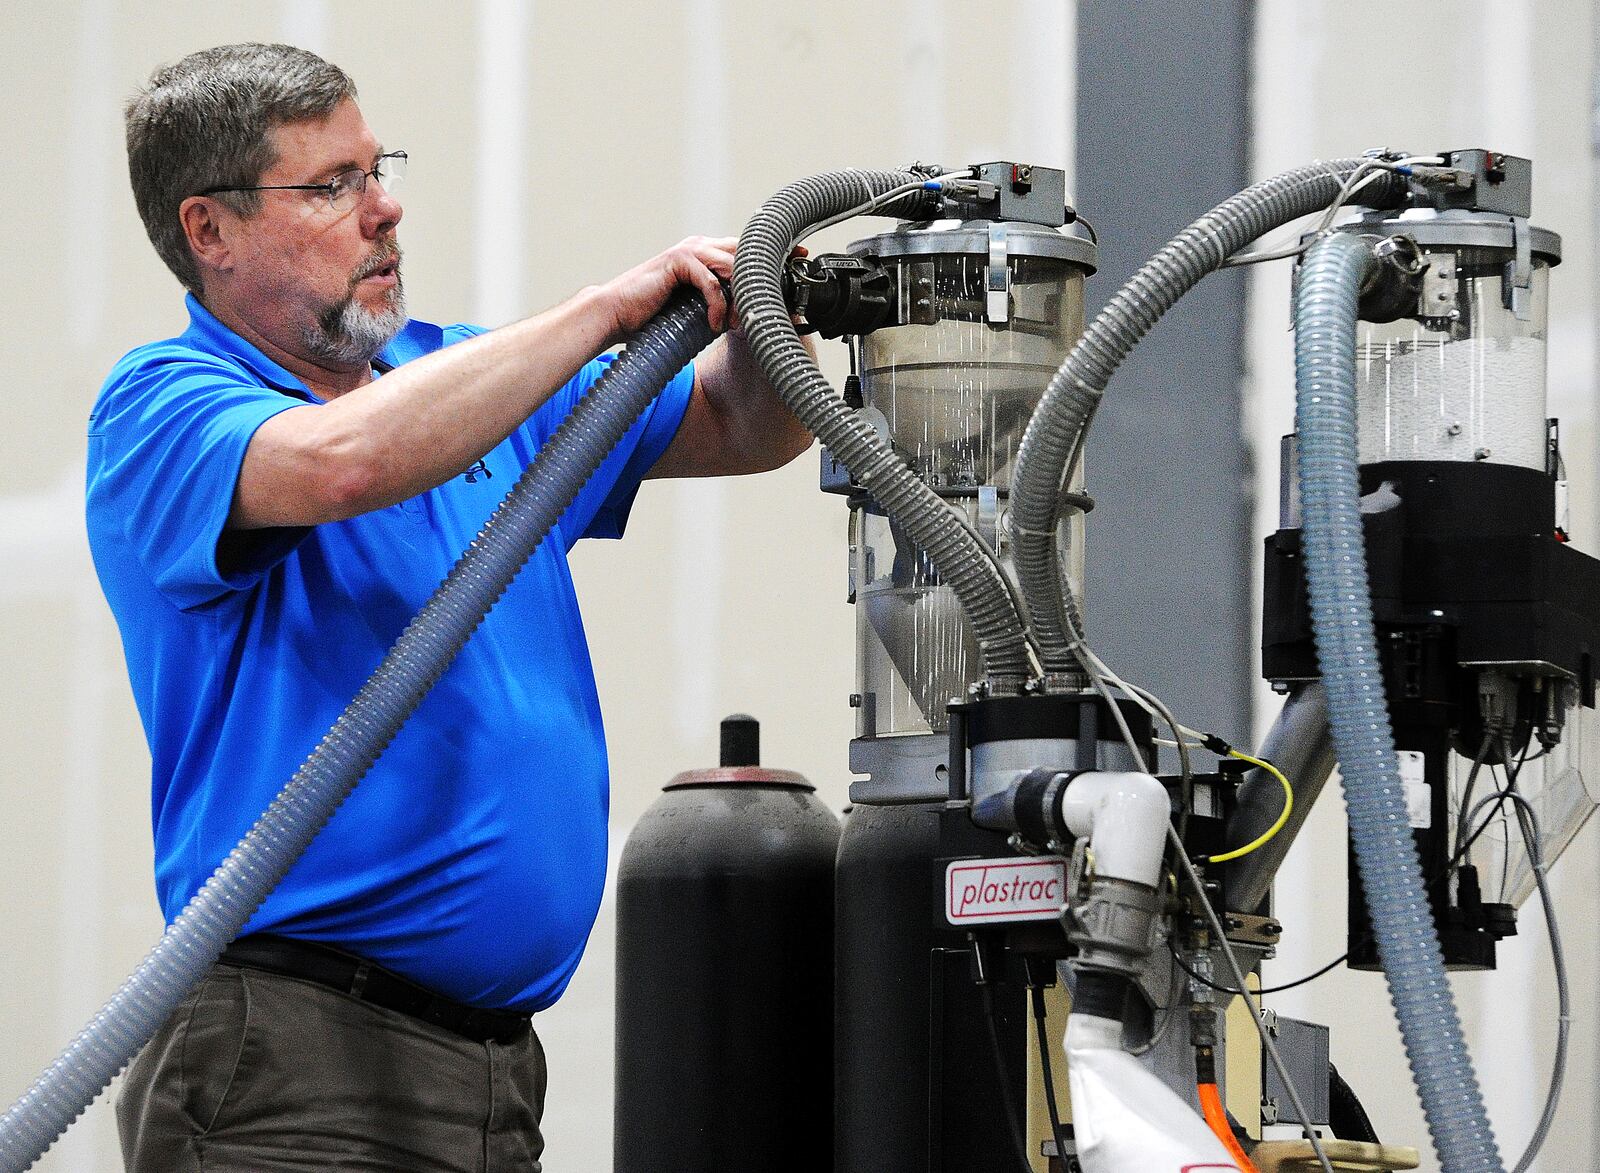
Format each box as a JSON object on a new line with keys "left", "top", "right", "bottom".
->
{"left": 1199, "top": 732, "right": 1234, "bottom": 757}
{"left": 1406, "top": 164, "right": 1476, "bottom": 190}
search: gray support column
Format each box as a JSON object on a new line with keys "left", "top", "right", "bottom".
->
{"left": 1075, "top": 0, "right": 1255, "bottom": 745}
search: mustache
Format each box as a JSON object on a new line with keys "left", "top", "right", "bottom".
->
{"left": 352, "top": 241, "right": 403, "bottom": 284}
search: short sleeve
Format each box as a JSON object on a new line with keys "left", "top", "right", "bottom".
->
{"left": 87, "top": 352, "right": 309, "bottom": 611}
{"left": 526, "top": 353, "right": 695, "bottom": 548}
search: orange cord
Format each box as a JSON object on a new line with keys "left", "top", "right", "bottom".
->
{"left": 1197, "top": 1081, "right": 1259, "bottom": 1173}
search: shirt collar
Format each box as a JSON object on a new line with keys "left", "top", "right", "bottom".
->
{"left": 180, "top": 293, "right": 405, "bottom": 402}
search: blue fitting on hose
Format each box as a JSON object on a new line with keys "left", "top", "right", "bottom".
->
{"left": 0, "top": 290, "right": 719, "bottom": 1173}
{"left": 1294, "top": 232, "right": 1503, "bottom": 1173}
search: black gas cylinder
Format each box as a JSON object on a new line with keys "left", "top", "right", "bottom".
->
{"left": 834, "top": 799, "right": 1031, "bottom": 1173}
{"left": 615, "top": 714, "right": 840, "bottom": 1173}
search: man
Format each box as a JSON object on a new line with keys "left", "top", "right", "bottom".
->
{"left": 89, "top": 43, "right": 810, "bottom": 1171}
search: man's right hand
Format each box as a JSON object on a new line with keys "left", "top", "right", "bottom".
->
{"left": 595, "top": 236, "right": 738, "bottom": 347}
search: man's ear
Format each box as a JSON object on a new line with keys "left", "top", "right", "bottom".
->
{"left": 178, "top": 195, "right": 234, "bottom": 278}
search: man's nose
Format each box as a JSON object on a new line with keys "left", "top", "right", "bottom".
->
{"left": 362, "top": 181, "right": 403, "bottom": 236}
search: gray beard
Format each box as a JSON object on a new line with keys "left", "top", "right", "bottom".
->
{"left": 302, "top": 281, "right": 408, "bottom": 366}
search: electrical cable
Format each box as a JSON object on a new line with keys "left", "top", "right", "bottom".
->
{"left": 792, "top": 168, "right": 971, "bottom": 246}
{"left": 1177, "top": 768, "right": 1561, "bottom": 1017}
{"left": 1201, "top": 751, "right": 1293, "bottom": 865}
{"left": 1312, "top": 163, "right": 1392, "bottom": 231}
{"left": 1217, "top": 239, "right": 1317, "bottom": 269}
{"left": 1219, "top": 155, "right": 1443, "bottom": 269}
{"left": 975, "top": 971, "right": 1037, "bottom": 1173}
{"left": 1453, "top": 733, "right": 1497, "bottom": 856}
{"left": 1171, "top": 780, "right": 1548, "bottom": 1001}
{"left": 1083, "top": 648, "right": 1294, "bottom": 869}
{"left": 1124, "top": 928, "right": 1183, "bottom": 1059}
{"left": 1166, "top": 824, "right": 1337, "bottom": 1173}
{"left": 1498, "top": 788, "right": 1569, "bottom": 1173}
{"left": 1076, "top": 646, "right": 1192, "bottom": 834}
{"left": 1078, "top": 591, "right": 1554, "bottom": 1173}
{"left": 1030, "top": 982, "right": 1070, "bottom": 1166}
{"left": 1169, "top": 937, "right": 1349, "bottom": 998}
{"left": 1061, "top": 650, "right": 1328, "bottom": 1169}
{"left": 1456, "top": 782, "right": 1523, "bottom": 868}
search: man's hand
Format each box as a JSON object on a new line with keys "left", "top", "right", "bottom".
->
{"left": 596, "top": 236, "right": 738, "bottom": 346}
{"left": 231, "top": 234, "right": 764, "bottom": 530}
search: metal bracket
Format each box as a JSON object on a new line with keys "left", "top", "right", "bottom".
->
{"left": 986, "top": 222, "right": 1011, "bottom": 324}
{"left": 1418, "top": 251, "right": 1460, "bottom": 324}
{"left": 1504, "top": 215, "right": 1533, "bottom": 320}
{"left": 1223, "top": 911, "right": 1283, "bottom": 947}
{"left": 902, "top": 261, "right": 937, "bottom": 326}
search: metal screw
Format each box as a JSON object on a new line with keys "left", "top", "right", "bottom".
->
{"left": 1474, "top": 447, "right": 1493, "bottom": 461}
{"left": 1446, "top": 422, "right": 1463, "bottom": 435}
{"left": 848, "top": 693, "right": 862, "bottom": 708}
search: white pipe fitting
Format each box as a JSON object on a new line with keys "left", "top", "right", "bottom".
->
{"left": 1060, "top": 771, "right": 1169, "bottom": 888}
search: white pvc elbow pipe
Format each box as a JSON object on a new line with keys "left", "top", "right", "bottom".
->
{"left": 1060, "top": 771, "right": 1169, "bottom": 888}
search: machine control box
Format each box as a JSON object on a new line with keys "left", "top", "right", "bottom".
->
{"left": 964, "top": 161, "right": 1069, "bottom": 226}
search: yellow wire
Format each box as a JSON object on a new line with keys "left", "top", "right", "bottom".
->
{"left": 1204, "top": 750, "right": 1293, "bottom": 864}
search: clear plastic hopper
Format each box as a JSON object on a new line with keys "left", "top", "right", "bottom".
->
{"left": 1356, "top": 251, "right": 1551, "bottom": 469}
{"left": 846, "top": 223, "right": 1093, "bottom": 735}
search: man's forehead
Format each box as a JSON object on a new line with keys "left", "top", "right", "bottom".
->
{"left": 264, "top": 99, "right": 382, "bottom": 177}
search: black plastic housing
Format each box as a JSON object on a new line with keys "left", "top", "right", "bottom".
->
{"left": 1261, "top": 458, "right": 1600, "bottom": 969}
{"left": 1263, "top": 461, "right": 1600, "bottom": 692}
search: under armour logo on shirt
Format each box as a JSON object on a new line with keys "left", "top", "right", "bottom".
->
{"left": 463, "top": 459, "right": 492, "bottom": 484}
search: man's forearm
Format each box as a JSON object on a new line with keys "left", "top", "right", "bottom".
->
{"left": 230, "top": 286, "right": 618, "bottom": 529}
{"left": 646, "top": 330, "right": 814, "bottom": 479}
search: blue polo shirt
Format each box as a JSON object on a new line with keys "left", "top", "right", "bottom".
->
{"left": 86, "top": 295, "right": 693, "bottom": 1012}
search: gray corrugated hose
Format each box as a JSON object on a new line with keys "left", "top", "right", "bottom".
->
{"left": 1294, "top": 232, "right": 1502, "bottom": 1173}
{"left": 0, "top": 290, "right": 718, "bottom": 1173}
{"left": 731, "top": 170, "right": 1035, "bottom": 692}
{"left": 1009, "top": 159, "right": 1409, "bottom": 679}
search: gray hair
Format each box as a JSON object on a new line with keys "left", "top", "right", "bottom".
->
{"left": 125, "top": 43, "right": 357, "bottom": 294}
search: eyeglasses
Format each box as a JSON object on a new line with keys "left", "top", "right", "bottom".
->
{"left": 197, "top": 151, "right": 407, "bottom": 212}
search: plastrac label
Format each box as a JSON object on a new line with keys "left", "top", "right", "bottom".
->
{"left": 945, "top": 857, "right": 1067, "bottom": 925}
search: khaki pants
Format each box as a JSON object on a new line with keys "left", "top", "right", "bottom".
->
{"left": 116, "top": 964, "right": 546, "bottom": 1172}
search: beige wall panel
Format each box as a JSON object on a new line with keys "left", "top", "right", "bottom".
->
{"left": 5, "top": 1, "right": 1594, "bottom": 1171}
